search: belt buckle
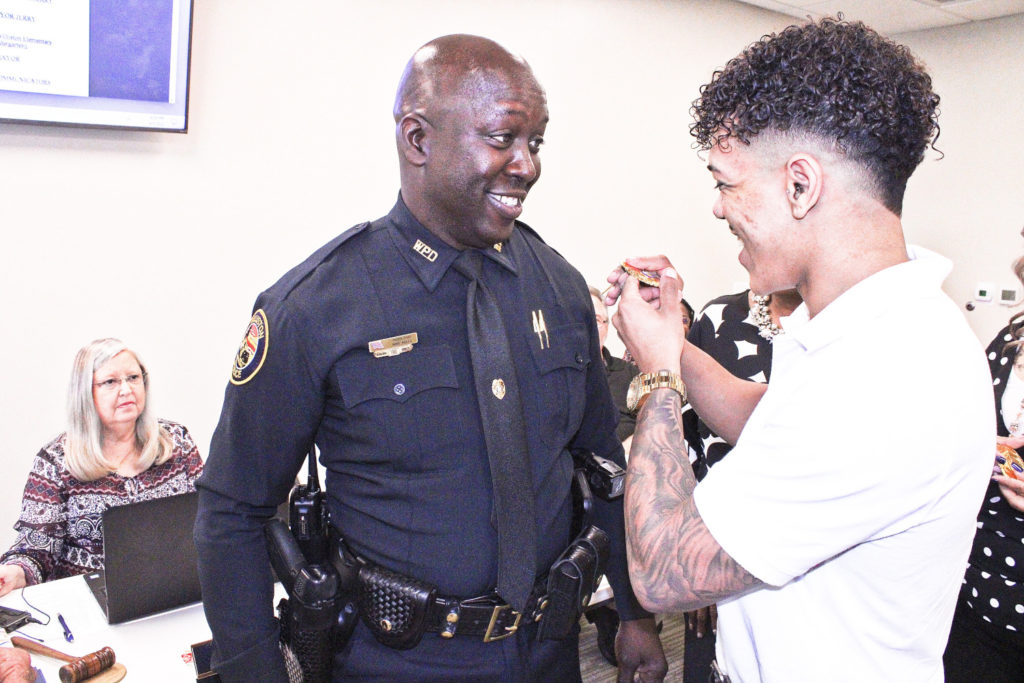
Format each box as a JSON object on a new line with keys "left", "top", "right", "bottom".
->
{"left": 483, "top": 604, "right": 521, "bottom": 642}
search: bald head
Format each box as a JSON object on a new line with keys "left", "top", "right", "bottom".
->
{"left": 394, "top": 34, "right": 540, "bottom": 123}
{"left": 392, "top": 34, "right": 548, "bottom": 250}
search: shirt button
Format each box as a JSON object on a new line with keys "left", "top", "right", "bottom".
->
{"left": 574, "top": 352, "right": 585, "bottom": 364}
{"left": 394, "top": 383, "right": 406, "bottom": 396}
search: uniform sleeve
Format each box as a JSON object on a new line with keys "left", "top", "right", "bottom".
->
{"left": 572, "top": 306, "right": 652, "bottom": 622}
{"left": 0, "top": 446, "right": 67, "bottom": 585}
{"left": 195, "top": 297, "right": 324, "bottom": 682}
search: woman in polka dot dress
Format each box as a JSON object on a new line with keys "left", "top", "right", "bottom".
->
{"left": 944, "top": 254, "right": 1024, "bottom": 682}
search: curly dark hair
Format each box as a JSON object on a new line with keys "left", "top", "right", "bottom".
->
{"left": 690, "top": 17, "right": 940, "bottom": 214}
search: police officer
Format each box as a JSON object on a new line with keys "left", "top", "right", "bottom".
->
{"left": 194, "top": 34, "right": 667, "bottom": 681}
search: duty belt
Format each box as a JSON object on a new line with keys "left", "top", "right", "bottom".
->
{"left": 328, "top": 530, "right": 551, "bottom": 647}
{"left": 328, "top": 524, "right": 607, "bottom": 648}
{"left": 424, "top": 588, "right": 549, "bottom": 642}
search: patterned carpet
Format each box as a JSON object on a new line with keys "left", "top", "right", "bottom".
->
{"left": 579, "top": 612, "right": 688, "bottom": 682}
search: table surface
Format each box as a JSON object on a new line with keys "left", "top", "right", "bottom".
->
{"left": 0, "top": 574, "right": 217, "bottom": 682}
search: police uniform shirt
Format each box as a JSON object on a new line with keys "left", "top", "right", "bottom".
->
{"left": 195, "top": 196, "right": 645, "bottom": 679}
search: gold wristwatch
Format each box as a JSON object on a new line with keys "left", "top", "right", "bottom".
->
{"left": 626, "top": 370, "right": 686, "bottom": 413}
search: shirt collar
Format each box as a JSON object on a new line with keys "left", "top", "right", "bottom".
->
{"left": 386, "top": 193, "right": 519, "bottom": 292}
{"left": 782, "top": 244, "right": 952, "bottom": 352}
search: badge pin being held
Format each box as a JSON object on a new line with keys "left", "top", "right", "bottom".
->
{"left": 620, "top": 260, "right": 660, "bottom": 287}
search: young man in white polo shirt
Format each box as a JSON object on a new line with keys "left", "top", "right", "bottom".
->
{"left": 607, "top": 17, "right": 993, "bottom": 682}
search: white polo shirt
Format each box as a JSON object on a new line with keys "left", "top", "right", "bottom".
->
{"left": 694, "top": 246, "right": 994, "bottom": 682}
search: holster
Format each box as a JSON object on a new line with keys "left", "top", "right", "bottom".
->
{"left": 537, "top": 524, "right": 610, "bottom": 640}
{"left": 356, "top": 561, "right": 438, "bottom": 650}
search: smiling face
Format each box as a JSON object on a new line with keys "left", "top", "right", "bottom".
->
{"left": 707, "top": 138, "right": 803, "bottom": 295}
{"left": 419, "top": 69, "right": 548, "bottom": 249}
{"left": 92, "top": 350, "right": 146, "bottom": 436}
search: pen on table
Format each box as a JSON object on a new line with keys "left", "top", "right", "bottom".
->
{"left": 57, "top": 613, "right": 73, "bottom": 643}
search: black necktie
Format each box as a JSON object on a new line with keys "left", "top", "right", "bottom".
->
{"left": 452, "top": 249, "right": 537, "bottom": 612}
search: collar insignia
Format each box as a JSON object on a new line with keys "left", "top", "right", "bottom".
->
{"left": 413, "top": 239, "right": 438, "bottom": 262}
{"left": 532, "top": 309, "right": 550, "bottom": 349}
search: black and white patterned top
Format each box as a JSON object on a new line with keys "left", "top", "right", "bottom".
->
{"left": 683, "top": 291, "right": 773, "bottom": 481}
{"left": 960, "top": 325, "right": 1024, "bottom": 632}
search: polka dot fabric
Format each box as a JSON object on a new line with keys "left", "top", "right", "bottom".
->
{"left": 962, "top": 326, "right": 1024, "bottom": 632}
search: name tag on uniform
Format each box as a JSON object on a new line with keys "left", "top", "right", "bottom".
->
{"left": 368, "top": 333, "right": 418, "bottom": 358}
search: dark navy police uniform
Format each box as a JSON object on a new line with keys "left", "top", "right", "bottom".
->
{"left": 195, "top": 196, "right": 646, "bottom": 681}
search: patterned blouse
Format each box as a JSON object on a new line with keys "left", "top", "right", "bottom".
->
{"left": 683, "top": 290, "right": 773, "bottom": 481}
{"left": 959, "top": 326, "right": 1024, "bottom": 632}
{"left": 0, "top": 419, "right": 203, "bottom": 584}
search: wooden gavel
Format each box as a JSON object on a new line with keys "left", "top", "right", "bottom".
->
{"left": 11, "top": 635, "right": 116, "bottom": 683}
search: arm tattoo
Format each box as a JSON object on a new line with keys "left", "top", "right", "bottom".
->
{"left": 625, "top": 390, "right": 762, "bottom": 612}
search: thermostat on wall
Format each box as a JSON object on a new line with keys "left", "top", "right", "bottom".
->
{"left": 1000, "top": 286, "right": 1021, "bottom": 306}
{"left": 975, "top": 282, "right": 996, "bottom": 303}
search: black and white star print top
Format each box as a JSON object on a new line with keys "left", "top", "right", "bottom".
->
{"left": 682, "top": 290, "right": 773, "bottom": 482}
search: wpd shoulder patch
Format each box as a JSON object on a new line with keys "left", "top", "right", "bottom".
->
{"left": 230, "top": 309, "right": 269, "bottom": 385}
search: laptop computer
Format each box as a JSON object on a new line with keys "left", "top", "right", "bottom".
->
{"left": 84, "top": 491, "right": 203, "bottom": 624}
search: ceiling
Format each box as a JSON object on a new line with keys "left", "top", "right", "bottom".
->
{"left": 733, "top": 0, "right": 1024, "bottom": 34}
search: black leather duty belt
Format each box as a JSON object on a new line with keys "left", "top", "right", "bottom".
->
{"left": 424, "top": 589, "right": 548, "bottom": 642}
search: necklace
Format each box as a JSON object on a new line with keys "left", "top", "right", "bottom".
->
{"left": 751, "top": 294, "right": 782, "bottom": 341}
{"left": 1010, "top": 349, "right": 1024, "bottom": 434}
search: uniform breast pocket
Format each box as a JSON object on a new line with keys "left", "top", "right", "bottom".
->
{"left": 333, "top": 345, "right": 467, "bottom": 471}
{"left": 526, "top": 322, "right": 590, "bottom": 448}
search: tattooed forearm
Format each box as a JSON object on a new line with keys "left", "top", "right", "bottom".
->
{"left": 625, "top": 390, "right": 762, "bottom": 612}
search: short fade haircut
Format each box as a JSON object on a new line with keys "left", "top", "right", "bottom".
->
{"left": 690, "top": 17, "right": 940, "bottom": 215}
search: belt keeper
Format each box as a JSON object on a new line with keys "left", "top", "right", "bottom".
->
{"left": 440, "top": 601, "right": 461, "bottom": 639}
{"left": 533, "top": 597, "right": 549, "bottom": 623}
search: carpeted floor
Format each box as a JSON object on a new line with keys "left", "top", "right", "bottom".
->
{"left": 578, "top": 612, "right": 687, "bottom": 682}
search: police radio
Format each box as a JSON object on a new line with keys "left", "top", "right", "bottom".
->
{"left": 266, "top": 518, "right": 346, "bottom": 683}
{"left": 289, "top": 446, "right": 328, "bottom": 565}
{"left": 265, "top": 446, "right": 357, "bottom": 682}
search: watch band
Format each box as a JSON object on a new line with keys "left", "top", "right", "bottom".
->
{"left": 626, "top": 370, "right": 686, "bottom": 413}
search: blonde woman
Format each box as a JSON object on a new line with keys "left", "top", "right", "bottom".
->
{"left": 0, "top": 338, "right": 202, "bottom": 596}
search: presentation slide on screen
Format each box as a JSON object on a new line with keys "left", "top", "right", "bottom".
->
{"left": 0, "top": 0, "right": 174, "bottom": 102}
{"left": 0, "top": 0, "right": 89, "bottom": 96}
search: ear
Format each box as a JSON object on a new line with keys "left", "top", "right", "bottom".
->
{"left": 398, "top": 113, "right": 430, "bottom": 166}
{"left": 785, "top": 153, "right": 823, "bottom": 220}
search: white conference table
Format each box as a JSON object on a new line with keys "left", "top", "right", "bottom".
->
{"left": 0, "top": 574, "right": 225, "bottom": 682}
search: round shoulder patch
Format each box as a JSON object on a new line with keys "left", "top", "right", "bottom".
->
{"left": 230, "top": 309, "right": 269, "bottom": 385}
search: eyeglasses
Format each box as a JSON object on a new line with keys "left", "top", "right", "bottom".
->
{"left": 93, "top": 373, "right": 146, "bottom": 392}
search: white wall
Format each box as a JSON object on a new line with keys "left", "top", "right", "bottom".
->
{"left": 899, "top": 15, "right": 1024, "bottom": 340}
{"left": 0, "top": 1, "right": 1020, "bottom": 550}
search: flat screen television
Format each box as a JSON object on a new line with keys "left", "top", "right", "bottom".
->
{"left": 0, "top": 0, "right": 193, "bottom": 133}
